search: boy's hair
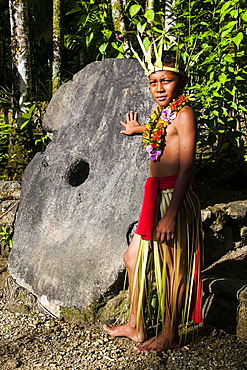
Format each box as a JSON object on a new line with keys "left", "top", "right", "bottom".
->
{"left": 151, "top": 50, "right": 185, "bottom": 77}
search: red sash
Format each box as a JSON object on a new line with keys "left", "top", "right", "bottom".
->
{"left": 135, "top": 174, "right": 178, "bottom": 240}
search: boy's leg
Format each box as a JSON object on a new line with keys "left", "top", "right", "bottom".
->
{"left": 134, "top": 198, "right": 194, "bottom": 353}
{"left": 103, "top": 233, "right": 146, "bottom": 342}
{"left": 134, "top": 240, "right": 184, "bottom": 353}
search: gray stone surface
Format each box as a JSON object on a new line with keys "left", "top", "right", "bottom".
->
{"left": 9, "top": 59, "right": 155, "bottom": 316}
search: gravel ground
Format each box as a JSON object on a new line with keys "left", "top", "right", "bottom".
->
{"left": 0, "top": 265, "right": 247, "bottom": 370}
{"left": 1, "top": 304, "right": 247, "bottom": 370}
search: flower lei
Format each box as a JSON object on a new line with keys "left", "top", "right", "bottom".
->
{"left": 143, "top": 95, "right": 188, "bottom": 161}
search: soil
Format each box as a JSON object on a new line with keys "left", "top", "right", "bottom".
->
{"left": 1, "top": 180, "right": 247, "bottom": 369}
{"left": 0, "top": 257, "right": 247, "bottom": 370}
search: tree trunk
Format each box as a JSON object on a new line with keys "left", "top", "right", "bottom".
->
{"left": 146, "top": 0, "right": 154, "bottom": 22}
{"left": 9, "top": 0, "right": 32, "bottom": 111}
{"left": 164, "top": 0, "right": 176, "bottom": 32}
{"left": 52, "top": 0, "right": 61, "bottom": 95}
{"left": 110, "top": 0, "right": 129, "bottom": 53}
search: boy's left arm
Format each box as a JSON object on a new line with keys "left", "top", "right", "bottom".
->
{"left": 156, "top": 106, "right": 197, "bottom": 242}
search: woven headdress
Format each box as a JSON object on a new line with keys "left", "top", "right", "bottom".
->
{"left": 130, "top": 32, "right": 185, "bottom": 76}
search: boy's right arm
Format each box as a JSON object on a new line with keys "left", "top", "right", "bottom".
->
{"left": 120, "top": 111, "right": 145, "bottom": 135}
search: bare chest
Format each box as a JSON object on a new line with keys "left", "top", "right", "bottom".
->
{"left": 149, "top": 123, "right": 180, "bottom": 177}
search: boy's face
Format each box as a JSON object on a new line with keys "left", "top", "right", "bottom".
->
{"left": 148, "top": 70, "right": 187, "bottom": 107}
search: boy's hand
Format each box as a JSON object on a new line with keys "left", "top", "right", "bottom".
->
{"left": 120, "top": 111, "right": 140, "bottom": 135}
{"left": 156, "top": 214, "right": 176, "bottom": 242}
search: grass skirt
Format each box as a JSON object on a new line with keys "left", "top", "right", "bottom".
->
{"left": 132, "top": 186, "right": 202, "bottom": 332}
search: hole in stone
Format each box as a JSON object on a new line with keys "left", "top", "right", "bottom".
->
{"left": 66, "top": 159, "right": 89, "bottom": 187}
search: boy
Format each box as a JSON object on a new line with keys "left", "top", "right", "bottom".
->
{"left": 103, "top": 51, "right": 202, "bottom": 353}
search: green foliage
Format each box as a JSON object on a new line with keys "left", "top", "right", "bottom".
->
{"left": 0, "top": 101, "right": 49, "bottom": 180}
{"left": 64, "top": 0, "right": 156, "bottom": 64}
{"left": 64, "top": 0, "right": 247, "bottom": 186}
{"left": 64, "top": 0, "right": 121, "bottom": 64}
{"left": 171, "top": 0, "right": 247, "bottom": 183}
{"left": 0, "top": 226, "right": 13, "bottom": 257}
{"left": 1, "top": 0, "right": 246, "bottom": 185}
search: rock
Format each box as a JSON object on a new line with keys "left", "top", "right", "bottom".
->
{"left": 5, "top": 359, "right": 23, "bottom": 369}
{"left": 201, "top": 208, "right": 213, "bottom": 223}
{"left": 237, "top": 300, "right": 247, "bottom": 343}
{"left": 203, "top": 278, "right": 247, "bottom": 341}
{"left": 203, "top": 245, "right": 247, "bottom": 280}
{"left": 203, "top": 278, "right": 247, "bottom": 300}
{"left": 204, "top": 226, "right": 233, "bottom": 267}
{"left": 98, "top": 290, "right": 130, "bottom": 324}
{"left": 9, "top": 59, "right": 154, "bottom": 316}
{"left": 226, "top": 200, "right": 247, "bottom": 224}
{"left": 4, "top": 302, "right": 30, "bottom": 315}
{"left": 202, "top": 206, "right": 233, "bottom": 266}
{"left": 0, "top": 181, "right": 20, "bottom": 230}
{"left": 0, "top": 181, "right": 21, "bottom": 200}
{"left": 0, "top": 200, "right": 19, "bottom": 228}
{"left": 241, "top": 226, "right": 247, "bottom": 245}
{"left": 0, "top": 256, "right": 8, "bottom": 273}
{"left": 0, "top": 181, "right": 20, "bottom": 257}
{"left": 202, "top": 206, "right": 227, "bottom": 231}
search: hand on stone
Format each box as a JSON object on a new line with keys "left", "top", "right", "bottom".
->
{"left": 120, "top": 111, "right": 140, "bottom": 135}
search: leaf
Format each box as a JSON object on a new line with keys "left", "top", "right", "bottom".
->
{"left": 220, "top": 0, "right": 233, "bottom": 13}
{"left": 200, "top": 52, "right": 218, "bottom": 65}
{"left": 224, "top": 54, "right": 234, "bottom": 63}
{"left": 222, "top": 107, "right": 228, "bottom": 116}
{"left": 66, "top": 7, "right": 82, "bottom": 15}
{"left": 129, "top": 4, "right": 141, "bottom": 17}
{"left": 230, "top": 9, "right": 238, "bottom": 17}
{"left": 212, "top": 110, "right": 219, "bottom": 116}
{"left": 29, "top": 104, "right": 36, "bottom": 115}
{"left": 241, "top": 10, "right": 247, "bottom": 22}
{"left": 111, "top": 41, "right": 123, "bottom": 52}
{"left": 212, "top": 91, "right": 222, "bottom": 97}
{"left": 238, "top": 105, "right": 247, "bottom": 111}
{"left": 173, "top": 23, "right": 185, "bottom": 28}
{"left": 20, "top": 120, "right": 29, "bottom": 130}
{"left": 137, "top": 22, "right": 146, "bottom": 34}
{"left": 99, "top": 42, "right": 108, "bottom": 54}
{"left": 232, "top": 32, "right": 243, "bottom": 47}
{"left": 220, "top": 21, "right": 237, "bottom": 37}
{"left": 143, "top": 37, "right": 151, "bottom": 50}
{"left": 101, "top": 29, "right": 112, "bottom": 39}
{"left": 235, "top": 76, "right": 244, "bottom": 80}
{"left": 220, "top": 0, "right": 234, "bottom": 21}
{"left": 152, "top": 26, "right": 164, "bottom": 34}
{"left": 79, "top": 14, "right": 88, "bottom": 27}
{"left": 218, "top": 73, "right": 227, "bottom": 84}
{"left": 116, "top": 52, "right": 124, "bottom": 58}
{"left": 86, "top": 32, "right": 94, "bottom": 46}
{"left": 231, "top": 102, "right": 238, "bottom": 110}
{"left": 144, "top": 9, "right": 154, "bottom": 21}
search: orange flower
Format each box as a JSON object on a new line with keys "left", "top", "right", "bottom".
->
{"left": 143, "top": 96, "right": 188, "bottom": 161}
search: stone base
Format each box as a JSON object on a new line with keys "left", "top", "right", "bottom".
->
{"left": 237, "top": 288, "right": 247, "bottom": 343}
{"left": 203, "top": 278, "right": 247, "bottom": 342}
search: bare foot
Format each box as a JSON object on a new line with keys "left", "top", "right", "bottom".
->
{"left": 134, "top": 332, "right": 179, "bottom": 353}
{"left": 103, "top": 323, "right": 145, "bottom": 343}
